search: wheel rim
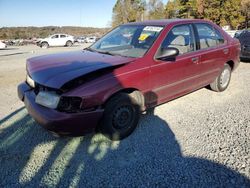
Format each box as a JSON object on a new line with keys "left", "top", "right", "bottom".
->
{"left": 42, "top": 43, "right": 47, "bottom": 48}
{"left": 220, "top": 68, "right": 230, "bottom": 88}
{"left": 67, "top": 42, "right": 72, "bottom": 46}
{"left": 112, "top": 105, "right": 134, "bottom": 129}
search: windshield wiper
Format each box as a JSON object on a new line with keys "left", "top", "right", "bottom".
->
{"left": 85, "top": 47, "right": 96, "bottom": 52}
{"left": 85, "top": 47, "right": 114, "bottom": 56}
{"left": 96, "top": 50, "right": 115, "bottom": 56}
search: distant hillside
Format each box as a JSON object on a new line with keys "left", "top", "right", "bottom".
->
{"left": 0, "top": 26, "right": 110, "bottom": 39}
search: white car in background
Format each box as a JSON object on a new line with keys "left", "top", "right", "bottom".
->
{"left": 85, "top": 37, "right": 97, "bottom": 43}
{"left": 37, "top": 34, "right": 74, "bottom": 48}
{"left": 75, "top": 36, "right": 86, "bottom": 43}
{"left": 0, "top": 41, "right": 7, "bottom": 49}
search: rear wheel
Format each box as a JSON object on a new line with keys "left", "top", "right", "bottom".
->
{"left": 210, "top": 64, "right": 231, "bottom": 92}
{"left": 66, "top": 40, "right": 73, "bottom": 47}
{"left": 99, "top": 93, "right": 140, "bottom": 140}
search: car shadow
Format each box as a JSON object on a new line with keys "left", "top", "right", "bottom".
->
{"left": 0, "top": 47, "right": 20, "bottom": 51}
{"left": 0, "top": 52, "right": 29, "bottom": 57}
{"left": 0, "top": 107, "right": 249, "bottom": 187}
{"left": 240, "top": 58, "right": 250, "bottom": 63}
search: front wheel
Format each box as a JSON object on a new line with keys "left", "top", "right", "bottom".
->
{"left": 210, "top": 64, "right": 231, "bottom": 92}
{"left": 99, "top": 93, "right": 140, "bottom": 140}
{"left": 41, "top": 42, "right": 49, "bottom": 49}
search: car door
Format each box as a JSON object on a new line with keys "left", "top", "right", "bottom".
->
{"left": 239, "top": 31, "right": 250, "bottom": 58}
{"left": 150, "top": 24, "right": 202, "bottom": 105}
{"left": 49, "top": 34, "right": 60, "bottom": 46}
{"left": 193, "top": 23, "right": 229, "bottom": 87}
{"left": 59, "top": 34, "right": 67, "bottom": 46}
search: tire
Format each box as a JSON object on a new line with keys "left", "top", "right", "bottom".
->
{"left": 210, "top": 64, "right": 231, "bottom": 92}
{"left": 41, "top": 42, "right": 49, "bottom": 49}
{"left": 100, "top": 93, "right": 141, "bottom": 140}
{"left": 66, "top": 40, "right": 73, "bottom": 47}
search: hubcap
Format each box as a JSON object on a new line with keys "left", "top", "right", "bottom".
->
{"left": 42, "top": 43, "right": 47, "bottom": 48}
{"left": 112, "top": 105, "right": 133, "bottom": 129}
{"left": 220, "top": 68, "right": 230, "bottom": 88}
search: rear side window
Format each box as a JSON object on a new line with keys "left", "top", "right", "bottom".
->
{"left": 60, "top": 35, "right": 66, "bottom": 38}
{"left": 195, "top": 23, "right": 224, "bottom": 49}
{"left": 161, "top": 24, "right": 195, "bottom": 55}
{"left": 214, "top": 29, "right": 225, "bottom": 45}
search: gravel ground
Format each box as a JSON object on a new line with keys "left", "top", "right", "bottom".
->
{"left": 0, "top": 45, "right": 249, "bottom": 187}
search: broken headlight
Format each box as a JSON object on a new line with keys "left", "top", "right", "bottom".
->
{"left": 57, "top": 96, "right": 82, "bottom": 113}
{"left": 35, "top": 89, "right": 82, "bottom": 112}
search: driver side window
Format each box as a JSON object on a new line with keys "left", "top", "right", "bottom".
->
{"left": 51, "top": 35, "right": 59, "bottom": 39}
{"left": 161, "top": 24, "right": 195, "bottom": 55}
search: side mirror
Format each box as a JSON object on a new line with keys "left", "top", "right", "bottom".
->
{"left": 156, "top": 47, "right": 179, "bottom": 61}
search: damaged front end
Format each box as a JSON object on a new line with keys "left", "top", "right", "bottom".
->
{"left": 17, "top": 50, "right": 135, "bottom": 135}
{"left": 18, "top": 75, "right": 104, "bottom": 135}
{"left": 22, "top": 65, "right": 122, "bottom": 114}
{"left": 33, "top": 83, "right": 83, "bottom": 113}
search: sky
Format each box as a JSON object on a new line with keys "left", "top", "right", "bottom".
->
{"left": 0, "top": 0, "right": 168, "bottom": 28}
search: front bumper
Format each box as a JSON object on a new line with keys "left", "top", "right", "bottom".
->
{"left": 18, "top": 82, "right": 104, "bottom": 135}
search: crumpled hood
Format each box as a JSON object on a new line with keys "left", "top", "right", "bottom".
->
{"left": 27, "top": 50, "right": 135, "bottom": 89}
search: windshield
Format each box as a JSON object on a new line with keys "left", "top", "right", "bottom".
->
{"left": 89, "top": 25, "right": 164, "bottom": 58}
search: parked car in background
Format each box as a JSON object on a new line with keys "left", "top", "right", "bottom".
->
{"left": 0, "top": 41, "right": 7, "bottom": 49}
{"left": 37, "top": 34, "right": 74, "bottom": 48}
{"left": 85, "top": 36, "right": 96, "bottom": 43}
{"left": 234, "top": 29, "right": 250, "bottom": 60}
{"left": 234, "top": 30, "right": 243, "bottom": 38}
{"left": 18, "top": 19, "right": 240, "bottom": 140}
{"left": 75, "top": 36, "right": 86, "bottom": 43}
{"left": 3, "top": 40, "right": 14, "bottom": 46}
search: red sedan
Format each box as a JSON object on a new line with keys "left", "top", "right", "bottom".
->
{"left": 18, "top": 19, "right": 240, "bottom": 140}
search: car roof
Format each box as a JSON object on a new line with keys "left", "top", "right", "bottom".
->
{"left": 51, "top": 33, "right": 69, "bottom": 35}
{"left": 123, "top": 19, "right": 211, "bottom": 26}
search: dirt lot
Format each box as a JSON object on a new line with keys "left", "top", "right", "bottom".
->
{"left": 0, "top": 45, "right": 249, "bottom": 187}
{"left": 0, "top": 44, "right": 90, "bottom": 118}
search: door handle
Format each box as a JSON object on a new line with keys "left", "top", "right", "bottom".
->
{"left": 223, "top": 48, "right": 229, "bottom": 54}
{"left": 191, "top": 57, "right": 199, "bottom": 64}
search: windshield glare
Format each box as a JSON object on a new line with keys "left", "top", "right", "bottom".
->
{"left": 90, "top": 25, "right": 164, "bottom": 58}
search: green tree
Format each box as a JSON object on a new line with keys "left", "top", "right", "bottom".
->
{"left": 241, "top": 0, "right": 250, "bottom": 28}
{"left": 203, "top": 0, "right": 224, "bottom": 25}
{"left": 148, "top": 0, "right": 165, "bottom": 20}
{"left": 177, "top": 0, "right": 197, "bottom": 18}
{"left": 112, "top": 0, "right": 146, "bottom": 27}
{"left": 178, "top": 0, "right": 189, "bottom": 18}
{"left": 197, "top": 0, "right": 205, "bottom": 18}
{"left": 165, "top": 0, "right": 179, "bottom": 19}
{"left": 222, "top": 0, "right": 245, "bottom": 29}
{"left": 14, "top": 30, "right": 20, "bottom": 39}
{"left": 203, "top": 0, "right": 244, "bottom": 29}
